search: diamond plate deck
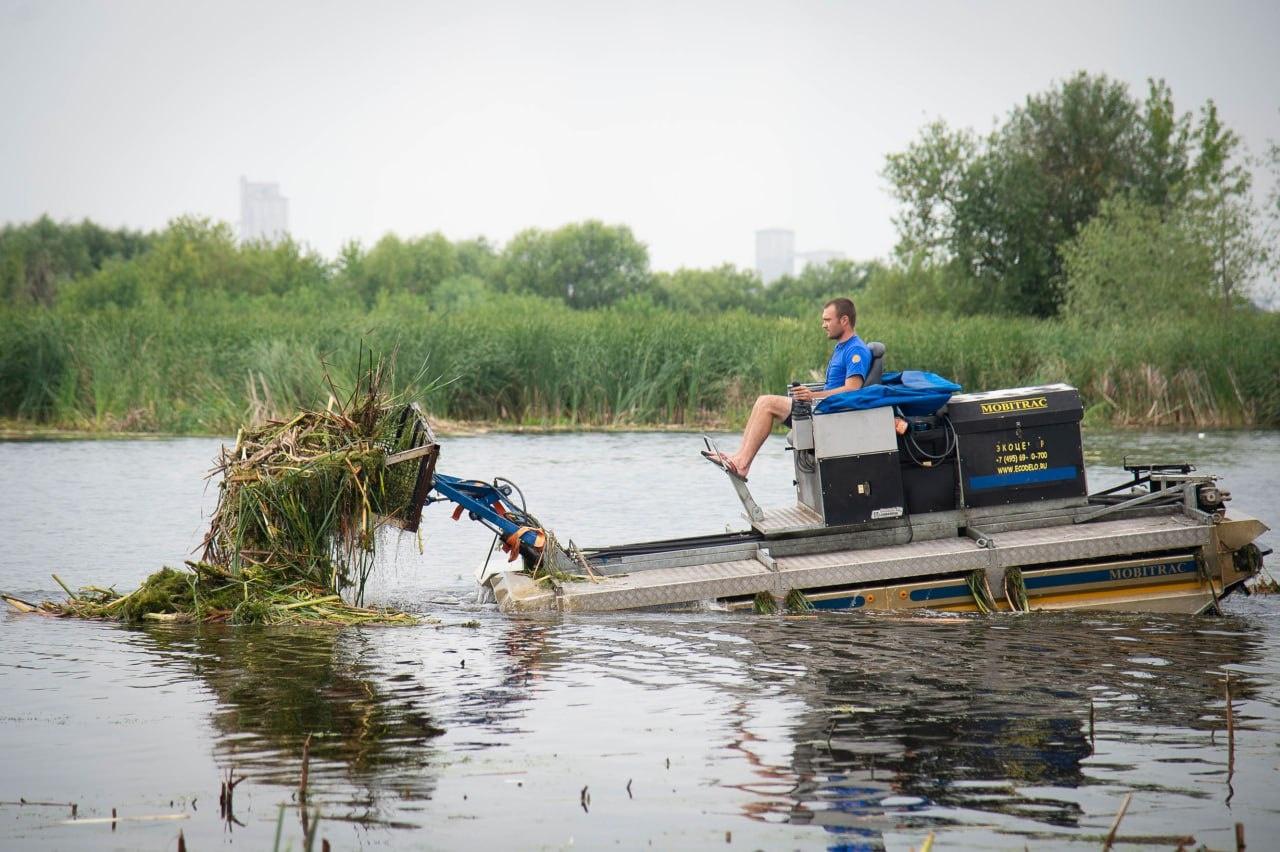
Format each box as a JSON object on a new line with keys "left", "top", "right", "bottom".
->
{"left": 490, "top": 514, "right": 1212, "bottom": 613}
{"left": 753, "top": 503, "right": 824, "bottom": 534}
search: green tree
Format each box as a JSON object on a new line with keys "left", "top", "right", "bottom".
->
{"left": 338, "top": 233, "right": 462, "bottom": 305}
{"left": 955, "top": 73, "right": 1145, "bottom": 315}
{"left": 653, "top": 264, "right": 761, "bottom": 313}
{"left": 138, "top": 217, "right": 242, "bottom": 304}
{"left": 1061, "top": 195, "right": 1213, "bottom": 325}
{"left": 498, "top": 221, "right": 651, "bottom": 309}
{"left": 860, "top": 257, "right": 983, "bottom": 317}
{"left": 882, "top": 121, "right": 976, "bottom": 263}
{"left": 1134, "top": 79, "right": 1193, "bottom": 208}
{"left": 58, "top": 218, "right": 331, "bottom": 310}
{"left": 761, "top": 260, "right": 878, "bottom": 317}
{"left": 432, "top": 274, "right": 494, "bottom": 311}
{"left": 1181, "top": 101, "right": 1269, "bottom": 311}
{"left": 1266, "top": 136, "right": 1280, "bottom": 308}
{"left": 0, "top": 216, "right": 153, "bottom": 305}
{"left": 453, "top": 237, "right": 498, "bottom": 281}
{"left": 884, "top": 74, "right": 1212, "bottom": 317}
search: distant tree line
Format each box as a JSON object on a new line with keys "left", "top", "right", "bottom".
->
{"left": 3, "top": 72, "right": 1274, "bottom": 323}
{"left": 0, "top": 217, "right": 153, "bottom": 305}
{"left": 0, "top": 215, "right": 879, "bottom": 318}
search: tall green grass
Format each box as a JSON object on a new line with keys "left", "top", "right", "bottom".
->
{"left": 2, "top": 296, "right": 1278, "bottom": 433}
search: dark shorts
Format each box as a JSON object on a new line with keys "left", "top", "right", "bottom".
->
{"left": 783, "top": 414, "right": 793, "bottom": 429}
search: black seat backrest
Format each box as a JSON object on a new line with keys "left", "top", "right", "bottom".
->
{"left": 864, "top": 341, "right": 886, "bottom": 386}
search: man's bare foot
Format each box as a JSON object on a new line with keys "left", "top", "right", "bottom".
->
{"left": 724, "top": 455, "right": 749, "bottom": 478}
{"left": 702, "top": 450, "right": 748, "bottom": 481}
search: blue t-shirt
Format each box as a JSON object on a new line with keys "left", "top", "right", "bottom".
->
{"left": 825, "top": 334, "right": 871, "bottom": 390}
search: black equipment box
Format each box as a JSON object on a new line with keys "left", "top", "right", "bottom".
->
{"left": 900, "top": 459, "right": 957, "bottom": 515}
{"left": 819, "top": 452, "right": 905, "bottom": 526}
{"left": 897, "top": 418, "right": 958, "bottom": 515}
{"left": 947, "top": 384, "right": 1087, "bottom": 508}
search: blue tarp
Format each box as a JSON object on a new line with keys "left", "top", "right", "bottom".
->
{"left": 814, "top": 370, "right": 961, "bottom": 417}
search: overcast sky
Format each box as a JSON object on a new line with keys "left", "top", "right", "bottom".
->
{"left": 2, "top": 0, "right": 1277, "bottom": 270}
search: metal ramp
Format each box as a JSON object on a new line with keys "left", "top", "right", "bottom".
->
{"left": 489, "top": 514, "right": 1212, "bottom": 613}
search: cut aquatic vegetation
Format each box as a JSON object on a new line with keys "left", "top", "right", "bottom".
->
{"left": 5, "top": 354, "right": 438, "bottom": 625}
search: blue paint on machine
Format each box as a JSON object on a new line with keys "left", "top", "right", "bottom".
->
{"left": 969, "top": 466, "right": 1078, "bottom": 491}
{"left": 811, "top": 595, "right": 865, "bottom": 610}
{"left": 1023, "top": 559, "right": 1197, "bottom": 590}
{"left": 910, "top": 585, "right": 970, "bottom": 602}
{"left": 790, "top": 559, "right": 1197, "bottom": 611}
{"left": 906, "top": 559, "right": 1196, "bottom": 604}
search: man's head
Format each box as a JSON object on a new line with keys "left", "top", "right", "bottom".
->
{"left": 821, "top": 298, "right": 856, "bottom": 341}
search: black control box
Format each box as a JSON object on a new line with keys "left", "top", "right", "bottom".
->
{"left": 947, "top": 384, "right": 1087, "bottom": 508}
{"left": 819, "top": 452, "right": 905, "bottom": 526}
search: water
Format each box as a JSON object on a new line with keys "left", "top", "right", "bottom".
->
{"left": 1, "top": 430, "right": 1277, "bottom": 850}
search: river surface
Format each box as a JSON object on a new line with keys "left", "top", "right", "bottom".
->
{"left": 1, "top": 430, "right": 1278, "bottom": 850}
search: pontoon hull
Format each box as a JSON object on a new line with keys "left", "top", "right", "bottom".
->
{"left": 487, "top": 509, "right": 1267, "bottom": 616}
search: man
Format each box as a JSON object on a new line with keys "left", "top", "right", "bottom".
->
{"left": 706, "top": 297, "right": 901, "bottom": 480}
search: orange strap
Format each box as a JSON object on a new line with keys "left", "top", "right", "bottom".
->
{"left": 451, "top": 505, "right": 464, "bottom": 521}
{"left": 502, "top": 525, "right": 546, "bottom": 561}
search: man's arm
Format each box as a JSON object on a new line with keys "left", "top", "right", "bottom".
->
{"left": 792, "top": 376, "right": 862, "bottom": 402}
{"left": 792, "top": 378, "right": 908, "bottom": 435}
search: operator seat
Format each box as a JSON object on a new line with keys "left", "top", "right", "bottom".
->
{"left": 864, "top": 342, "right": 886, "bottom": 387}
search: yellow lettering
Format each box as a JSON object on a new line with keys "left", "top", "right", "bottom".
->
{"left": 979, "top": 397, "right": 1049, "bottom": 415}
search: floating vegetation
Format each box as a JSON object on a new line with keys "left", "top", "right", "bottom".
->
{"left": 750, "top": 588, "right": 815, "bottom": 614}
{"left": 16, "top": 564, "right": 418, "bottom": 625}
{"left": 1252, "top": 571, "right": 1279, "bottom": 595}
{"left": 6, "top": 353, "right": 437, "bottom": 626}
{"left": 784, "top": 588, "right": 815, "bottom": 613}
{"left": 752, "top": 591, "right": 778, "bottom": 614}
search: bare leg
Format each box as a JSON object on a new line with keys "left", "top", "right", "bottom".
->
{"left": 726, "top": 394, "right": 792, "bottom": 476}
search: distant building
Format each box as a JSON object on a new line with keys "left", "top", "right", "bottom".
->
{"left": 239, "top": 177, "right": 289, "bottom": 244}
{"left": 755, "top": 228, "right": 795, "bottom": 285}
{"left": 797, "top": 250, "right": 846, "bottom": 271}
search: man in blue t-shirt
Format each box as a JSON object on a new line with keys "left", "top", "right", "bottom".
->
{"left": 706, "top": 297, "right": 878, "bottom": 480}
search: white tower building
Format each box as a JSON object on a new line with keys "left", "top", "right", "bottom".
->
{"left": 755, "top": 228, "right": 795, "bottom": 285}
{"left": 239, "top": 177, "right": 289, "bottom": 244}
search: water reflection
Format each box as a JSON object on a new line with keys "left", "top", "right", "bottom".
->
{"left": 1, "top": 586, "right": 1274, "bottom": 848}
{"left": 718, "top": 611, "right": 1263, "bottom": 845}
{"left": 138, "top": 625, "right": 448, "bottom": 827}
{"left": 465, "top": 610, "right": 1268, "bottom": 847}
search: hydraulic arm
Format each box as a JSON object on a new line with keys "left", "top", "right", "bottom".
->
{"left": 426, "top": 473, "right": 548, "bottom": 562}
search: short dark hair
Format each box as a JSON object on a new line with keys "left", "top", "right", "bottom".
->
{"left": 824, "top": 297, "right": 856, "bottom": 328}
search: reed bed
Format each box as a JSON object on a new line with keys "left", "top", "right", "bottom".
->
{"left": 2, "top": 297, "right": 1278, "bottom": 433}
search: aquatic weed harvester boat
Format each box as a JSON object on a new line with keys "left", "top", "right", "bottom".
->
{"left": 15, "top": 350, "right": 1262, "bottom": 623}
{"left": 420, "top": 345, "right": 1270, "bottom": 615}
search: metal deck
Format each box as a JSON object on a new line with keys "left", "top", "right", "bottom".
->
{"left": 750, "top": 496, "right": 1090, "bottom": 537}
{"left": 752, "top": 503, "right": 823, "bottom": 534}
{"left": 490, "top": 513, "right": 1212, "bottom": 613}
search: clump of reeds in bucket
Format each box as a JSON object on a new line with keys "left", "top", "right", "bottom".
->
{"left": 10, "top": 351, "right": 437, "bottom": 626}
{"left": 202, "top": 354, "right": 431, "bottom": 604}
